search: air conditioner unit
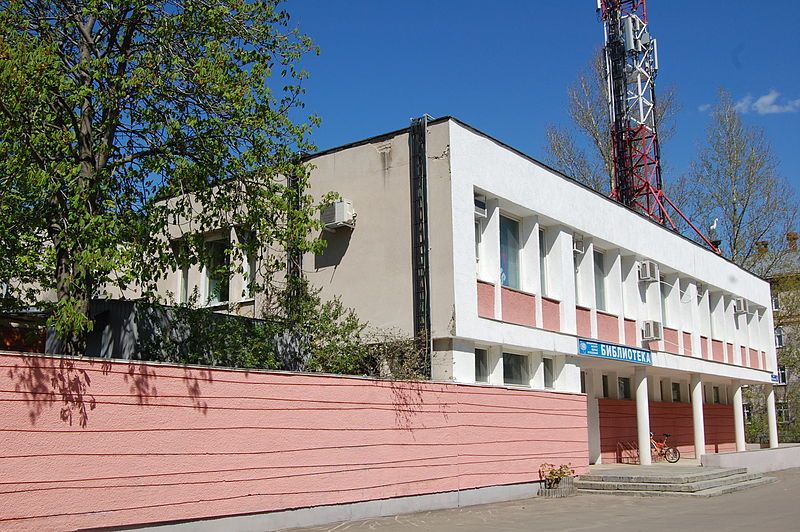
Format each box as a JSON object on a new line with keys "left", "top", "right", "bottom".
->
{"left": 734, "top": 297, "right": 749, "bottom": 315}
{"left": 642, "top": 320, "right": 663, "bottom": 341}
{"left": 321, "top": 199, "right": 356, "bottom": 231}
{"left": 474, "top": 195, "right": 487, "bottom": 218}
{"left": 573, "top": 236, "right": 585, "bottom": 255}
{"left": 638, "top": 260, "right": 659, "bottom": 282}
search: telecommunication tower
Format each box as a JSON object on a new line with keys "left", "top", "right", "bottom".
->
{"left": 598, "top": 0, "right": 720, "bottom": 253}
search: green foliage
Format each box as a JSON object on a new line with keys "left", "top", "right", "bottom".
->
{"left": 0, "top": 0, "right": 321, "bottom": 352}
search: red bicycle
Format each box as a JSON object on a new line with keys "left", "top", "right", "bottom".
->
{"left": 650, "top": 432, "right": 680, "bottom": 463}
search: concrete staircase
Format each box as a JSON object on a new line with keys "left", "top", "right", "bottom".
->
{"left": 575, "top": 466, "right": 775, "bottom": 497}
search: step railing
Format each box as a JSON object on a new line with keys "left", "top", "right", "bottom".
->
{"left": 616, "top": 440, "right": 640, "bottom": 464}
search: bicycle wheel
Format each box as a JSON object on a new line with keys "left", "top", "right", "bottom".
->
{"left": 664, "top": 446, "right": 680, "bottom": 463}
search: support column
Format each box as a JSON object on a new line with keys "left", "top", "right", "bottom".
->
{"left": 732, "top": 381, "right": 746, "bottom": 452}
{"left": 766, "top": 384, "right": 779, "bottom": 449}
{"left": 586, "top": 370, "right": 602, "bottom": 464}
{"left": 690, "top": 374, "right": 706, "bottom": 459}
{"left": 634, "top": 366, "right": 651, "bottom": 465}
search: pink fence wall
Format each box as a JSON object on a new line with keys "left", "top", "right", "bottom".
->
{"left": 598, "top": 399, "right": 735, "bottom": 462}
{"left": 0, "top": 353, "right": 588, "bottom": 531}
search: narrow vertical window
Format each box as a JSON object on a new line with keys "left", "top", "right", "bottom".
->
{"left": 602, "top": 374, "right": 609, "bottom": 398}
{"left": 618, "top": 377, "right": 631, "bottom": 399}
{"left": 475, "top": 349, "right": 489, "bottom": 383}
{"left": 713, "top": 386, "right": 721, "bottom": 404}
{"left": 206, "top": 239, "right": 231, "bottom": 304}
{"left": 499, "top": 216, "right": 520, "bottom": 289}
{"left": 474, "top": 219, "right": 482, "bottom": 267}
{"left": 543, "top": 357, "right": 554, "bottom": 389}
{"left": 671, "top": 382, "right": 682, "bottom": 402}
{"left": 539, "top": 228, "right": 548, "bottom": 295}
{"left": 179, "top": 265, "right": 189, "bottom": 304}
{"left": 594, "top": 250, "right": 606, "bottom": 311}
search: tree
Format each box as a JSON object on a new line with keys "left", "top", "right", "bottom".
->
{"left": 544, "top": 50, "right": 679, "bottom": 194}
{"left": 0, "top": 0, "right": 322, "bottom": 354}
{"left": 677, "top": 90, "right": 798, "bottom": 276}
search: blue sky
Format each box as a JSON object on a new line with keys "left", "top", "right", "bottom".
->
{"left": 290, "top": 1, "right": 800, "bottom": 193}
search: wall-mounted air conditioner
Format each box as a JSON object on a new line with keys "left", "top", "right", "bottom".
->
{"left": 638, "top": 260, "right": 659, "bottom": 282}
{"left": 573, "top": 235, "right": 585, "bottom": 254}
{"left": 321, "top": 199, "right": 356, "bottom": 231}
{"left": 734, "top": 297, "right": 749, "bottom": 315}
{"left": 474, "top": 195, "right": 487, "bottom": 218}
{"left": 642, "top": 320, "right": 663, "bottom": 341}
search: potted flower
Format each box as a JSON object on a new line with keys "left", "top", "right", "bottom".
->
{"left": 539, "top": 462, "right": 576, "bottom": 497}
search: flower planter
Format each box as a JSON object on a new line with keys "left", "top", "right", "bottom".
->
{"left": 540, "top": 476, "right": 576, "bottom": 498}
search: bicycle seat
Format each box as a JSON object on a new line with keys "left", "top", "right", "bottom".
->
{"left": 663, "top": 433, "right": 671, "bottom": 437}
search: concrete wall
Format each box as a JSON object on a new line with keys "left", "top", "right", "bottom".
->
{"left": 701, "top": 444, "right": 800, "bottom": 473}
{"left": 598, "top": 399, "right": 735, "bottom": 462}
{"left": 0, "top": 352, "right": 588, "bottom": 531}
{"left": 304, "top": 120, "right": 454, "bottom": 337}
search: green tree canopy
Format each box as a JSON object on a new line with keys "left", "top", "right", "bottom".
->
{"left": 0, "top": 0, "right": 322, "bottom": 353}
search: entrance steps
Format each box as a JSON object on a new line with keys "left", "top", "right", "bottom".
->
{"left": 575, "top": 466, "right": 776, "bottom": 497}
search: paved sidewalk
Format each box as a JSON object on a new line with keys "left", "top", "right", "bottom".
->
{"left": 290, "top": 468, "right": 800, "bottom": 532}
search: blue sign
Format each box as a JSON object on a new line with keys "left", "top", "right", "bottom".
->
{"left": 771, "top": 374, "right": 780, "bottom": 383}
{"left": 578, "top": 339, "right": 652, "bottom": 365}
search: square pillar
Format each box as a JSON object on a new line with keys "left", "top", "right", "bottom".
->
{"left": 634, "top": 366, "right": 651, "bottom": 465}
{"left": 586, "top": 369, "right": 602, "bottom": 465}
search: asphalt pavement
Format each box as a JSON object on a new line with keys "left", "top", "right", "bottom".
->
{"left": 290, "top": 468, "right": 800, "bottom": 532}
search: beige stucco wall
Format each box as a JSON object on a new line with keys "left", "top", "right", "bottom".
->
{"left": 304, "top": 120, "right": 455, "bottom": 337}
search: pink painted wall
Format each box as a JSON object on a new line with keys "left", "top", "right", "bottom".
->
{"left": 711, "top": 340, "right": 724, "bottom": 362}
{"left": 598, "top": 399, "right": 735, "bottom": 462}
{"left": 663, "top": 327, "right": 679, "bottom": 355}
{"left": 623, "top": 319, "right": 637, "bottom": 347}
{"left": 477, "top": 280, "right": 495, "bottom": 319}
{"left": 726, "top": 343, "right": 734, "bottom": 364}
{"left": 541, "top": 297, "right": 561, "bottom": 332}
{"left": 576, "top": 306, "right": 591, "bottom": 338}
{"left": 749, "top": 348, "right": 759, "bottom": 369}
{"left": 701, "top": 336, "right": 709, "bottom": 359}
{"left": 0, "top": 353, "right": 589, "bottom": 531}
{"left": 500, "top": 287, "right": 535, "bottom": 327}
{"left": 682, "top": 332, "right": 693, "bottom": 356}
{"left": 741, "top": 346, "right": 748, "bottom": 367}
{"left": 761, "top": 351, "right": 767, "bottom": 371}
{"left": 596, "top": 312, "right": 619, "bottom": 343}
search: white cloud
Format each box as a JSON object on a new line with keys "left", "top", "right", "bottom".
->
{"left": 734, "top": 90, "right": 800, "bottom": 115}
{"left": 697, "top": 103, "right": 711, "bottom": 112}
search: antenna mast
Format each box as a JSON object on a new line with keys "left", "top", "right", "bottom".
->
{"left": 598, "top": 0, "right": 720, "bottom": 253}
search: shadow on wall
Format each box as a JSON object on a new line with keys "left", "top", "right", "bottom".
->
{"left": 314, "top": 228, "right": 353, "bottom": 270}
{"left": 5, "top": 355, "right": 173, "bottom": 427}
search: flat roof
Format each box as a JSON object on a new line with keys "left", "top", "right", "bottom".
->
{"left": 304, "top": 115, "right": 766, "bottom": 284}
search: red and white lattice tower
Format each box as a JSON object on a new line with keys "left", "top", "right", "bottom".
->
{"left": 598, "top": 0, "right": 720, "bottom": 252}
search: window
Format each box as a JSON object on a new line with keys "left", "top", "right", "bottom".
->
{"left": 503, "top": 353, "right": 529, "bottom": 386}
{"left": 543, "top": 357, "right": 554, "bottom": 389}
{"left": 777, "top": 401, "right": 790, "bottom": 424}
{"left": 672, "top": 382, "right": 682, "bottom": 402}
{"left": 775, "top": 327, "right": 785, "bottom": 348}
{"left": 539, "top": 228, "right": 548, "bottom": 295}
{"left": 205, "top": 239, "right": 231, "bottom": 304}
{"left": 580, "top": 371, "right": 586, "bottom": 394}
{"left": 618, "top": 377, "right": 631, "bottom": 400}
{"left": 499, "top": 216, "right": 520, "bottom": 289}
{"left": 474, "top": 219, "right": 482, "bottom": 266}
{"left": 594, "top": 250, "right": 606, "bottom": 311}
{"left": 743, "top": 403, "right": 752, "bottom": 424}
{"left": 713, "top": 386, "right": 721, "bottom": 404}
{"left": 602, "top": 374, "right": 609, "bottom": 398}
{"left": 772, "top": 293, "right": 781, "bottom": 311}
{"left": 475, "top": 349, "right": 489, "bottom": 383}
{"left": 777, "top": 365, "right": 788, "bottom": 385}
